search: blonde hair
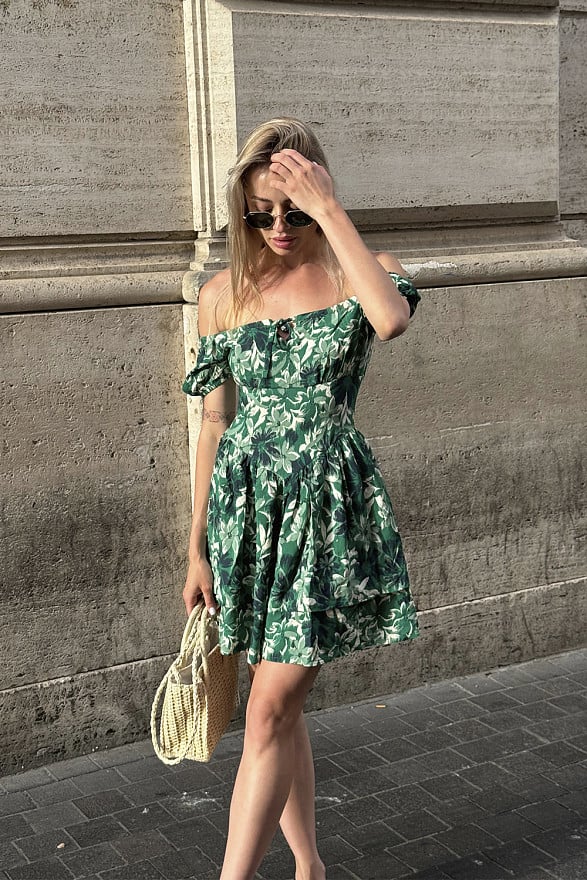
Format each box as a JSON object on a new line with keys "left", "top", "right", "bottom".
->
{"left": 222, "top": 117, "right": 345, "bottom": 328}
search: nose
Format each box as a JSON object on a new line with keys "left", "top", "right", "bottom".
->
{"left": 272, "top": 214, "right": 288, "bottom": 231}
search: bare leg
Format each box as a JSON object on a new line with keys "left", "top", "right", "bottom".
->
{"left": 219, "top": 660, "right": 321, "bottom": 880}
{"left": 279, "top": 713, "right": 326, "bottom": 880}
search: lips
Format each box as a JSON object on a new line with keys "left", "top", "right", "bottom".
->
{"left": 272, "top": 236, "right": 295, "bottom": 248}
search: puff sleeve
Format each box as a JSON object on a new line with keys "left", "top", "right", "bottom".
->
{"left": 389, "top": 272, "right": 421, "bottom": 318}
{"left": 182, "top": 334, "right": 232, "bottom": 397}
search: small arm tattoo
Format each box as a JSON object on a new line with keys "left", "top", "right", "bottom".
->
{"left": 203, "top": 407, "right": 236, "bottom": 425}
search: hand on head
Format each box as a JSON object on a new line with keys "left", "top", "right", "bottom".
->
{"left": 269, "top": 149, "right": 335, "bottom": 219}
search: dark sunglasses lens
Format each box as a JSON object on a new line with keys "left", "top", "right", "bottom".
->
{"left": 244, "top": 212, "right": 274, "bottom": 229}
{"left": 286, "top": 210, "right": 314, "bottom": 227}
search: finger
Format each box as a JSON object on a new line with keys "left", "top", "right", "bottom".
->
{"left": 274, "top": 148, "right": 313, "bottom": 170}
{"left": 270, "top": 152, "right": 306, "bottom": 176}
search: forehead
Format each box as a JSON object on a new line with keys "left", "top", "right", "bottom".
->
{"left": 244, "top": 165, "right": 290, "bottom": 202}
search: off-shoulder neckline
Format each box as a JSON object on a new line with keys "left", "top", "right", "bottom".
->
{"left": 198, "top": 294, "right": 359, "bottom": 341}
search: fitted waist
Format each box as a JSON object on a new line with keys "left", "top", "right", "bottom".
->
{"left": 236, "top": 376, "right": 359, "bottom": 432}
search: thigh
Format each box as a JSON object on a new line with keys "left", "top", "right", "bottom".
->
{"left": 247, "top": 659, "right": 320, "bottom": 719}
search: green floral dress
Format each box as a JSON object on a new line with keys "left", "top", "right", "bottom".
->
{"left": 183, "top": 273, "right": 421, "bottom": 666}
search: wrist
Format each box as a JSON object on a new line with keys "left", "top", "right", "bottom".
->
{"left": 313, "top": 197, "right": 346, "bottom": 228}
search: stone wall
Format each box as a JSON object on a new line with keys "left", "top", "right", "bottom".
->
{"left": 0, "top": 0, "right": 585, "bottom": 771}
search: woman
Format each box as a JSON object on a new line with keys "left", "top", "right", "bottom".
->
{"left": 182, "top": 117, "right": 421, "bottom": 880}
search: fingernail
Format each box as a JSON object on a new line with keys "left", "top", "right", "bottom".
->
{"left": 207, "top": 607, "right": 217, "bottom": 616}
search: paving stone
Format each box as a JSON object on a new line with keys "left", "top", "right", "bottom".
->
{"left": 420, "top": 748, "right": 472, "bottom": 776}
{"left": 505, "top": 683, "right": 554, "bottom": 704}
{"left": 537, "top": 676, "right": 586, "bottom": 696}
{"left": 148, "top": 844, "right": 218, "bottom": 879}
{"left": 406, "top": 728, "right": 461, "bottom": 753}
{"left": 456, "top": 762, "right": 518, "bottom": 791}
{"left": 89, "top": 745, "right": 145, "bottom": 770}
{"left": 117, "top": 776, "right": 178, "bottom": 807}
{"left": 110, "top": 803, "right": 174, "bottom": 836}
{"left": 391, "top": 836, "right": 458, "bottom": 872}
{"left": 109, "top": 829, "right": 173, "bottom": 862}
{"left": 385, "top": 808, "right": 450, "bottom": 840}
{"left": 475, "top": 809, "right": 541, "bottom": 842}
{"left": 10, "top": 828, "right": 79, "bottom": 862}
{"left": 547, "top": 693, "right": 587, "bottom": 714}
{"left": 369, "top": 737, "right": 424, "bottom": 763}
{"left": 343, "top": 818, "right": 405, "bottom": 852}
{"left": 442, "top": 719, "right": 496, "bottom": 744}
{"left": 532, "top": 740, "right": 587, "bottom": 767}
{"left": 72, "top": 789, "right": 134, "bottom": 820}
{"left": 426, "top": 796, "right": 489, "bottom": 827}
{"left": 97, "top": 861, "right": 165, "bottom": 880}
{"left": 3, "top": 858, "right": 76, "bottom": 880}
{"left": 315, "top": 807, "right": 356, "bottom": 838}
{"left": 4, "top": 647, "right": 587, "bottom": 880}
{"left": 0, "top": 792, "right": 36, "bottom": 817}
{"left": 555, "top": 787, "right": 587, "bottom": 816}
{"left": 517, "top": 797, "right": 580, "bottom": 829}
{"left": 64, "top": 816, "right": 129, "bottom": 849}
{"left": 338, "top": 768, "right": 397, "bottom": 797}
{"left": 59, "top": 841, "right": 125, "bottom": 877}
{"left": 328, "top": 747, "right": 386, "bottom": 774}
{"left": 469, "top": 692, "right": 525, "bottom": 713}
{"left": 433, "top": 823, "right": 501, "bottom": 857}
{"left": 431, "top": 700, "right": 489, "bottom": 723}
{"left": 0, "top": 841, "right": 26, "bottom": 871}
{"left": 0, "top": 814, "right": 33, "bottom": 843}
{"left": 453, "top": 728, "right": 545, "bottom": 764}
{"left": 419, "top": 772, "right": 480, "bottom": 801}
{"left": 387, "top": 690, "right": 440, "bottom": 714}
{"left": 548, "top": 850, "right": 587, "bottom": 880}
{"left": 525, "top": 820, "right": 587, "bottom": 859}
{"left": 483, "top": 838, "right": 556, "bottom": 872}
{"left": 542, "top": 762, "right": 587, "bottom": 791}
{"left": 439, "top": 851, "right": 518, "bottom": 878}
{"left": 0, "top": 769, "right": 55, "bottom": 793}
{"left": 21, "top": 801, "right": 87, "bottom": 834}
{"left": 333, "top": 849, "right": 409, "bottom": 879}
{"left": 494, "top": 749, "right": 555, "bottom": 777}
{"left": 381, "top": 756, "right": 436, "bottom": 786}
{"left": 114, "top": 757, "right": 174, "bottom": 784}
{"left": 515, "top": 701, "right": 569, "bottom": 723}
{"left": 426, "top": 682, "right": 470, "bottom": 704}
{"left": 399, "top": 709, "right": 452, "bottom": 731}
{"left": 527, "top": 713, "right": 587, "bottom": 742}
{"left": 159, "top": 815, "right": 226, "bottom": 856}
{"left": 334, "top": 795, "right": 394, "bottom": 827}
{"left": 376, "top": 783, "right": 442, "bottom": 815}
{"left": 468, "top": 784, "right": 527, "bottom": 814}
{"left": 68, "top": 769, "right": 127, "bottom": 796}
{"left": 457, "top": 674, "right": 508, "bottom": 696}
{"left": 28, "top": 780, "right": 83, "bottom": 808}
{"left": 314, "top": 755, "right": 351, "bottom": 780}
{"left": 44, "top": 757, "right": 100, "bottom": 781}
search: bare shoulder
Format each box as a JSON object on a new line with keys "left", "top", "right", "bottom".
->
{"left": 373, "top": 251, "right": 407, "bottom": 275}
{"left": 198, "top": 268, "right": 232, "bottom": 336}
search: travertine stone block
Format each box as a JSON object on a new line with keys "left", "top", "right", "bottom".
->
{"left": 0, "top": 305, "right": 191, "bottom": 687}
{"left": 560, "top": 11, "right": 587, "bottom": 218}
{"left": 205, "top": 0, "right": 558, "bottom": 229}
{"left": 0, "top": 0, "right": 192, "bottom": 236}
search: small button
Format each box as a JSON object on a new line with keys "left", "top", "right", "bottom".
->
{"left": 276, "top": 320, "right": 292, "bottom": 340}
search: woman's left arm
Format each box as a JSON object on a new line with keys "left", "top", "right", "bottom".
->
{"left": 270, "top": 149, "right": 412, "bottom": 341}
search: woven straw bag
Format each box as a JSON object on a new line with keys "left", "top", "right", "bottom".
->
{"left": 151, "top": 602, "right": 239, "bottom": 764}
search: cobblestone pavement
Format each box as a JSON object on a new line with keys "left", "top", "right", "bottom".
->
{"left": 1, "top": 648, "right": 586, "bottom": 880}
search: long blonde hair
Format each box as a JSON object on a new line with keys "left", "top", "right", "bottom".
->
{"left": 222, "top": 117, "right": 345, "bottom": 328}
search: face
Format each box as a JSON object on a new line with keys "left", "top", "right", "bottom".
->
{"left": 243, "top": 164, "right": 318, "bottom": 259}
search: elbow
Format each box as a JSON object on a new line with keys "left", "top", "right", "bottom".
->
{"left": 377, "top": 315, "right": 410, "bottom": 342}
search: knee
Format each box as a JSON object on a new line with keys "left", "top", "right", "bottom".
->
{"left": 245, "top": 693, "right": 298, "bottom": 750}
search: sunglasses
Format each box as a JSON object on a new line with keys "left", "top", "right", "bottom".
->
{"left": 243, "top": 210, "right": 314, "bottom": 229}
